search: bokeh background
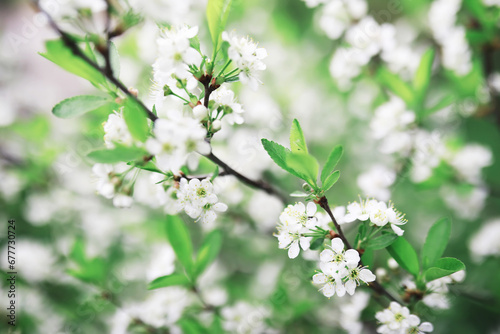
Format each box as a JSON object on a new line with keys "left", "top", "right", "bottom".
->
{"left": 1, "top": 0, "right": 500, "bottom": 333}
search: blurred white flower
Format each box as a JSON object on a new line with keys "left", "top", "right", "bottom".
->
{"left": 370, "top": 96, "right": 415, "bottom": 155}
{"left": 448, "top": 144, "right": 492, "bottom": 184}
{"left": 375, "top": 302, "right": 412, "bottom": 333}
{"left": 221, "top": 302, "right": 273, "bottom": 334}
{"left": 470, "top": 218, "right": 500, "bottom": 261}
{"left": 318, "top": 0, "right": 367, "bottom": 40}
{"left": 103, "top": 110, "right": 133, "bottom": 148}
{"left": 442, "top": 185, "right": 488, "bottom": 221}
{"left": 357, "top": 165, "right": 396, "bottom": 201}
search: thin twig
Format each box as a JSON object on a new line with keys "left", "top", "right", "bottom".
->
{"left": 206, "top": 152, "right": 287, "bottom": 203}
{"left": 34, "top": 2, "right": 158, "bottom": 122}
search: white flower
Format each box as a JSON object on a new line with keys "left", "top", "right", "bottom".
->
{"left": 314, "top": 238, "right": 375, "bottom": 298}
{"left": 276, "top": 202, "right": 317, "bottom": 259}
{"left": 221, "top": 302, "right": 273, "bottom": 334}
{"left": 103, "top": 110, "right": 133, "bottom": 148}
{"left": 375, "top": 302, "right": 411, "bottom": 333}
{"left": 146, "top": 114, "right": 210, "bottom": 173}
{"left": 192, "top": 105, "right": 208, "bottom": 120}
{"left": 344, "top": 198, "right": 378, "bottom": 222}
{"left": 92, "top": 163, "right": 132, "bottom": 207}
{"left": 343, "top": 262, "right": 376, "bottom": 295}
{"left": 210, "top": 85, "right": 245, "bottom": 125}
{"left": 222, "top": 31, "right": 267, "bottom": 90}
{"left": 175, "top": 178, "right": 227, "bottom": 224}
{"left": 406, "top": 315, "right": 434, "bottom": 333}
{"left": 153, "top": 25, "right": 201, "bottom": 82}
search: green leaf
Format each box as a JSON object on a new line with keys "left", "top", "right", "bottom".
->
{"left": 365, "top": 233, "right": 398, "bottom": 251}
{"left": 129, "top": 161, "right": 164, "bottom": 174}
{"left": 148, "top": 274, "right": 191, "bottom": 290}
{"left": 322, "top": 170, "right": 340, "bottom": 191}
{"left": 422, "top": 217, "right": 451, "bottom": 269}
{"left": 109, "top": 41, "right": 120, "bottom": 78}
{"left": 413, "top": 49, "right": 435, "bottom": 99}
{"left": 286, "top": 153, "right": 319, "bottom": 187}
{"left": 87, "top": 145, "right": 147, "bottom": 163}
{"left": 321, "top": 145, "right": 343, "bottom": 184}
{"left": 261, "top": 139, "right": 303, "bottom": 180}
{"left": 421, "top": 95, "right": 455, "bottom": 118}
{"left": 166, "top": 215, "right": 194, "bottom": 277}
{"left": 194, "top": 230, "right": 222, "bottom": 278}
{"left": 206, "top": 0, "right": 233, "bottom": 50}
{"left": 309, "top": 238, "right": 325, "bottom": 250}
{"left": 377, "top": 67, "right": 414, "bottom": 106}
{"left": 123, "top": 98, "right": 150, "bottom": 142}
{"left": 52, "top": 95, "right": 111, "bottom": 119}
{"left": 387, "top": 237, "right": 420, "bottom": 277}
{"left": 361, "top": 249, "right": 374, "bottom": 269}
{"left": 40, "top": 39, "right": 106, "bottom": 86}
{"left": 290, "top": 119, "right": 308, "bottom": 154}
{"left": 424, "top": 257, "right": 465, "bottom": 282}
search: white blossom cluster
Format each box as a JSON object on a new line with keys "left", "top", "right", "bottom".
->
{"left": 470, "top": 218, "right": 500, "bottom": 261}
{"left": 313, "top": 238, "right": 376, "bottom": 298}
{"left": 175, "top": 178, "right": 227, "bottom": 224}
{"left": 428, "top": 0, "right": 472, "bottom": 76}
{"left": 276, "top": 202, "right": 318, "bottom": 258}
{"left": 103, "top": 110, "right": 134, "bottom": 148}
{"left": 375, "top": 302, "right": 433, "bottom": 334}
{"left": 370, "top": 96, "right": 416, "bottom": 156}
{"left": 343, "top": 197, "right": 407, "bottom": 236}
{"left": 146, "top": 110, "right": 210, "bottom": 173}
{"left": 92, "top": 163, "right": 134, "bottom": 208}
{"left": 402, "top": 270, "right": 465, "bottom": 310}
{"left": 222, "top": 31, "right": 268, "bottom": 90}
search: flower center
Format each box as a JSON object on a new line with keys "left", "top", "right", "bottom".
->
{"left": 197, "top": 188, "right": 207, "bottom": 197}
{"left": 395, "top": 313, "right": 404, "bottom": 322}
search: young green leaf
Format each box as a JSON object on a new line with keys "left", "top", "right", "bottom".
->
{"left": 422, "top": 217, "right": 451, "bottom": 269}
{"left": 148, "top": 274, "right": 191, "bottom": 290}
{"left": 286, "top": 153, "right": 319, "bottom": 188}
{"left": 376, "top": 67, "right": 414, "bottom": 106}
{"left": 387, "top": 237, "right": 420, "bottom": 277}
{"left": 361, "top": 249, "right": 374, "bottom": 269}
{"left": 166, "top": 215, "right": 194, "bottom": 276}
{"left": 261, "top": 139, "right": 304, "bottom": 180}
{"left": 290, "top": 119, "right": 308, "bottom": 154}
{"left": 87, "top": 146, "right": 147, "bottom": 163}
{"left": 40, "top": 39, "right": 106, "bottom": 86}
{"left": 194, "top": 230, "right": 222, "bottom": 278}
{"left": 52, "top": 95, "right": 111, "bottom": 119}
{"left": 424, "top": 257, "right": 465, "bottom": 282}
{"left": 322, "top": 170, "right": 340, "bottom": 191}
{"left": 413, "top": 49, "right": 435, "bottom": 98}
{"left": 123, "top": 98, "right": 150, "bottom": 142}
{"left": 321, "top": 145, "right": 343, "bottom": 184}
{"left": 364, "top": 233, "right": 398, "bottom": 251}
{"left": 206, "top": 0, "right": 233, "bottom": 50}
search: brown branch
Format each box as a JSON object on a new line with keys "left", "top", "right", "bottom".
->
{"left": 205, "top": 152, "right": 287, "bottom": 203}
{"left": 34, "top": 1, "right": 158, "bottom": 122}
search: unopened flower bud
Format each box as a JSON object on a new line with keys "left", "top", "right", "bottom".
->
{"left": 193, "top": 105, "right": 208, "bottom": 120}
{"left": 212, "top": 120, "right": 221, "bottom": 131}
{"left": 302, "top": 183, "right": 312, "bottom": 192}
